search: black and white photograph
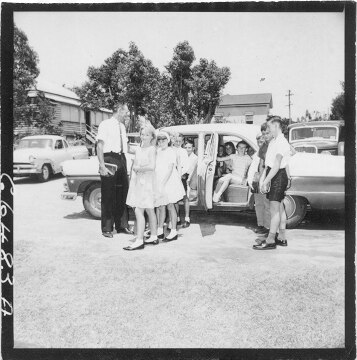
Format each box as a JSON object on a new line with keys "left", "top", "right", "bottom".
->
{"left": 1, "top": 2, "right": 355, "bottom": 359}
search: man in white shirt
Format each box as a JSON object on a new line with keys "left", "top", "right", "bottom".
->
{"left": 254, "top": 116, "right": 291, "bottom": 250}
{"left": 97, "top": 104, "right": 132, "bottom": 238}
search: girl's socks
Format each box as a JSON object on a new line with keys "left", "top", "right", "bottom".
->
{"left": 157, "top": 227, "right": 164, "bottom": 236}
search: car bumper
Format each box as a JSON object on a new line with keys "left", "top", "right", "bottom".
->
{"left": 61, "top": 192, "right": 78, "bottom": 200}
{"left": 13, "top": 164, "right": 40, "bottom": 176}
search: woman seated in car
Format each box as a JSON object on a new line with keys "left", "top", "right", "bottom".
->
{"left": 212, "top": 141, "right": 252, "bottom": 203}
{"left": 223, "top": 141, "right": 235, "bottom": 174}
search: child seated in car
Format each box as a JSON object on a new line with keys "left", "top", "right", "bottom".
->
{"left": 215, "top": 145, "right": 227, "bottom": 178}
{"left": 213, "top": 141, "right": 252, "bottom": 203}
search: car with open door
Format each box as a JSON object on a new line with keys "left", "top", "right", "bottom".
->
{"left": 61, "top": 123, "right": 344, "bottom": 228}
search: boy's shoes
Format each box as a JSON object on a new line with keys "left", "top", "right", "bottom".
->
{"left": 102, "top": 231, "right": 113, "bottom": 238}
{"left": 275, "top": 238, "right": 288, "bottom": 246}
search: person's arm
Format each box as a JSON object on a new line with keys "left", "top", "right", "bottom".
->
{"left": 176, "top": 151, "right": 182, "bottom": 178}
{"left": 136, "top": 147, "right": 156, "bottom": 173}
{"left": 97, "top": 140, "right": 110, "bottom": 176}
{"left": 258, "top": 158, "right": 265, "bottom": 174}
{"left": 187, "top": 157, "right": 198, "bottom": 182}
{"left": 121, "top": 123, "right": 129, "bottom": 154}
{"left": 217, "top": 155, "right": 231, "bottom": 162}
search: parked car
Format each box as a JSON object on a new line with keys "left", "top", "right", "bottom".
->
{"left": 13, "top": 135, "right": 89, "bottom": 182}
{"left": 61, "top": 123, "right": 345, "bottom": 228}
{"left": 288, "top": 120, "right": 345, "bottom": 155}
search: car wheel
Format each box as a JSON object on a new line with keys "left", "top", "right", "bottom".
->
{"left": 83, "top": 182, "right": 101, "bottom": 219}
{"left": 284, "top": 195, "right": 307, "bottom": 229}
{"left": 37, "top": 164, "right": 51, "bottom": 182}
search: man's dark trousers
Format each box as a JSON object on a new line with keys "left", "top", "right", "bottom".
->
{"left": 101, "top": 152, "right": 129, "bottom": 233}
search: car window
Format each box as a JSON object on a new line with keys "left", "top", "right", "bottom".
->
{"left": 55, "top": 140, "right": 63, "bottom": 149}
{"left": 63, "top": 140, "right": 69, "bottom": 148}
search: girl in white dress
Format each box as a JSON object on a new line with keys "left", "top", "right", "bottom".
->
{"left": 124, "top": 125, "right": 157, "bottom": 251}
{"left": 155, "top": 131, "right": 185, "bottom": 241}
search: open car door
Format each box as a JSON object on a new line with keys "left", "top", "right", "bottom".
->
{"left": 198, "top": 132, "right": 219, "bottom": 210}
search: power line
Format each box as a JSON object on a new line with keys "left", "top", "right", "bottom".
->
{"left": 285, "top": 90, "right": 294, "bottom": 121}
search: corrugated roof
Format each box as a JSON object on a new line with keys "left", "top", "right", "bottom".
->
{"left": 219, "top": 93, "right": 273, "bottom": 108}
{"left": 34, "top": 79, "right": 80, "bottom": 100}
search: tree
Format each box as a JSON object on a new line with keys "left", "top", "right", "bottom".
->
{"left": 74, "top": 42, "right": 164, "bottom": 131}
{"left": 11, "top": 25, "right": 59, "bottom": 134}
{"left": 189, "top": 58, "right": 231, "bottom": 123}
{"left": 74, "top": 48, "right": 129, "bottom": 112}
{"left": 330, "top": 82, "right": 345, "bottom": 120}
{"left": 165, "top": 41, "right": 196, "bottom": 124}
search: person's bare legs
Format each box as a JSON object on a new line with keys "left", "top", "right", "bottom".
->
{"left": 166, "top": 203, "right": 178, "bottom": 239}
{"left": 277, "top": 202, "right": 287, "bottom": 240}
{"left": 213, "top": 174, "right": 232, "bottom": 202}
{"left": 184, "top": 195, "right": 190, "bottom": 218}
{"left": 174, "top": 203, "right": 180, "bottom": 224}
{"left": 146, "top": 208, "right": 157, "bottom": 237}
{"left": 133, "top": 207, "right": 145, "bottom": 246}
{"left": 157, "top": 205, "right": 166, "bottom": 237}
{"left": 266, "top": 201, "right": 280, "bottom": 244}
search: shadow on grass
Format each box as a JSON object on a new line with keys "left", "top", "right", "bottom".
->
{"left": 189, "top": 209, "right": 344, "bottom": 236}
{"left": 64, "top": 210, "right": 97, "bottom": 220}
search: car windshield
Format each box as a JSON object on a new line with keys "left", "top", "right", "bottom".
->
{"left": 290, "top": 127, "right": 337, "bottom": 142}
{"left": 17, "top": 139, "right": 53, "bottom": 149}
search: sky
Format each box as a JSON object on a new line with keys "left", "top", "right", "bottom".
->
{"left": 14, "top": 11, "right": 344, "bottom": 120}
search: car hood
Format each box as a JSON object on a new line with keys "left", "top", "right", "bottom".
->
{"left": 289, "top": 153, "right": 344, "bottom": 177}
{"left": 14, "top": 148, "right": 52, "bottom": 163}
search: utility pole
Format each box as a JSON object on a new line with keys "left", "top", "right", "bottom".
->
{"left": 285, "top": 90, "right": 294, "bottom": 123}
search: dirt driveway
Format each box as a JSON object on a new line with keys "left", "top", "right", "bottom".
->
{"left": 13, "top": 176, "right": 344, "bottom": 348}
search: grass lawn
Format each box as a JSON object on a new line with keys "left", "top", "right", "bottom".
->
{"left": 13, "top": 177, "right": 344, "bottom": 348}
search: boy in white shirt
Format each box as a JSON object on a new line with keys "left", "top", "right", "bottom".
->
{"left": 254, "top": 116, "right": 291, "bottom": 250}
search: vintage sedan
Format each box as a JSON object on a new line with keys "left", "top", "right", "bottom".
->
{"left": 288, "top": 120, "right": 345, "bottom": 155}
{"left": 61, "top": 123, "right": 345, "bottom": 228}
{"left": 13, "top": 135, "right": 89, "bottom": 182}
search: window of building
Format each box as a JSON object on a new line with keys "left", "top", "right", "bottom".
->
{"left": 245, "top": 112, "right": 254, "bottom": 124}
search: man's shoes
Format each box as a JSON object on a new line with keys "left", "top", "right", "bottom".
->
{"left": 255, "top": 226, "right": 269, "bottom": 235}
{"left": 253, "top": 240, "right": 276, "bottom": 250}
{"left": 177, "top": 219, "right": 182, "bottom": 226}
{"left": 116, "top": 227, "right": 134, "bottom": 235}
{"left": 275, "top": 238, "right": 288, "bottom": 246}
{"left": 162, "top": 235, "right": 178, "bottom": 242}
{"left": 182, "top": 221, "right": 190, "bottom": 228}
{"left": 102, "top": 231, "right": 113, "bottom": 238}
{"left": 123, "top": 243, "right": 144, "bottom": 251}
